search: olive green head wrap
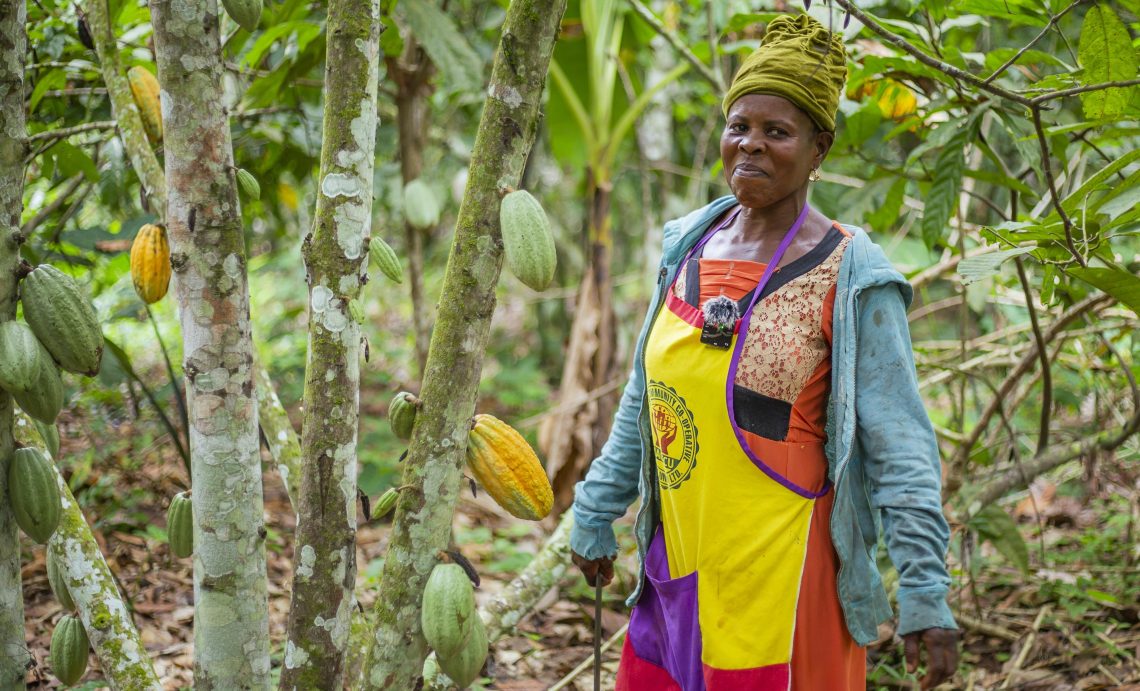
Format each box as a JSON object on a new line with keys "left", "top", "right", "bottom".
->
{"left": 722, "top": 14, "right": 848, "bottom": 132}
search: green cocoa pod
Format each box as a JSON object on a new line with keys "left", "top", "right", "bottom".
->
{"left": 167, "top": 491, "right": 194, "bottom": 559}
{"left": 373, "top": 488, "right": 399, "bottom": 519}
{"left": 12, "top": 356, "right": 64, "bottom": 425}
{"left": 47, "top": 549, "right": 76, "bottom": 611}
{"left": 387, "top": 391, "right": 418, "bottom": 441}
{"left": 35, "top": 420, "right": 61, "bottom": 459}
{"left": 403, "top": 178, "right": 441, "bottom": 230}
{"left": 437, "top": 614, "right": 488, "bottom": 689}
{"left": 8, "top": 447, "right": 61, "bottom": 545}
{"left": 499, "top": 189, "right": 557, "bottom": 291}
{"left": 422, "top": 654, "right": 441, "bottom": 686}
{"left": 222, "top": 0, "right": 262, "bottom": 32}
{"left": 0, "top": 320, "right": 47, "bottom": 394}
{"left": 421, "top": 563, "right": 479, "bottom": 661}
{"left": 20, "top": 265, "right": 104, "bottom": 376}
{"left": 50, "top": 614, "right": 90, "bottom": 686}
{"left": 369, "top": 236, "right": 403, "bottom": 284}
{"left": 236, "top": 167, "right": 261, "bottom": 200}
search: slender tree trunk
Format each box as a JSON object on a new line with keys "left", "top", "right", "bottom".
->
{"left": 81, "top": 0, "right": 167, "bottom": 216}
{"left": 148, "top": 0, "right": 270, "bottom": 687}
{"left": 278, "top": 1, "right": 381, "bottom": 687}
{"left": 254, "top": 361, "right": 302, "bottom": 508}
{"left": 541, "top": 176, "right": 617, "bottom": 513}
{"left": 362, "top": 2, "right": 568, "bottom": 686}
{"left": 388, "top": 41, "right": 436, "bottom": 376}
{"left": 0, "top": 1, "right": 28, "bottom": 684}
{"left": 9, "top": 416, "right": 164, "bottom": 690}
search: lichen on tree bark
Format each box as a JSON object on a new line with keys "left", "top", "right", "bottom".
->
{"left": 362, "top": 1, "right": 568, "bottom": 687}
{"left": 12, "top": 417, "right": 163, "bottom": 691}
{"left": 0, "top": 1, "right": 29, "bottom": 684}
{"left": 148, "top": 0, "right": 270, "bottom": 686}
{"left": 278, "top": 0, "right": 381, "bottom": 687}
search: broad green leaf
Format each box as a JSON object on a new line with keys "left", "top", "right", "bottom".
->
{"left": 969, "top": 505, "right": 1030, "bottom": 574}
{"left": 401, "top": 0, "right": 483, "bottom": 93}
{"left": 958, "top": 247, "right": 1033, "bottom": 284}
{"left": 1067, "top": 266, "right": 1140, "bottom": 315}
{"left": 50, "top": 141, "right": 99, "bottom": 182}
{"left": 379, "top": 15, "right": 404, "bottom": 57}
{"left": 921, "top": 125, "right": 972, "bottom": 249}
{"left": 28, "top": 68, "right": 66, "bottom": 113}
{"left": 1077, "top": 4, "right": 1138, "bottom": 119}
{"left": 842, "top": 100, "right": 883, "bottom": 149}
{"left": 1057, "top": 148, "right": 1140, "bottom": 219}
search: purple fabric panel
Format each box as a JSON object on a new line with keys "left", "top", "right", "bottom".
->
{"left": 628, "top": 529, "right": 705, "bottom": 690}
{"left": 723, "top": 204, "right": 831, "bottom": 499}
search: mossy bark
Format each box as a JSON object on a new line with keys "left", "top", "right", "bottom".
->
{"left": 362, "top": 1, "right": 568, "bottom": 687}
{"left": 11, "top": 418, "right": 163, "bottom": 691}
{"left": 148, "top": 0, "right": 270, "bottom": 687}
{"left": 81, "top": 0, "right": 167, "bottom": 217}
{"left": 0, "top": 0, "right": 28, "bottom": 685}
{"left": 278, "top": 0, "right": 381, "bottom": 688}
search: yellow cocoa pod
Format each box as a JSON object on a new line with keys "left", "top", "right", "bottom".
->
{"left": 875, "top": 79, "right": 918, "bottom": 121}
{"left": 127, "top": 66, "right": 163, "bottom": 146}
{"left": 465, "top": 414, "right": 553, "bottom": 521}
{"left": 130, "top": 223, "right": 171, "bottom": 304}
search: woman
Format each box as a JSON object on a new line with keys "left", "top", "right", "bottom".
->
{"left": 569, "top": 14, "right": 959, "bottom": 691}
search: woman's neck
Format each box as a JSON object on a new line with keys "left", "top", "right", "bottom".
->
{"left": 735, "top": 190, "right": 809, "bottom": 243}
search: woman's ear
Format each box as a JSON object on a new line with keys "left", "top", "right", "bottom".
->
{"left": 814, "top": 130, "right": 835, "bottom": 167}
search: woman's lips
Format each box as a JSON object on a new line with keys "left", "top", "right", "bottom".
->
{"left": 733, "top": 163, "right": 767, "bottom": 178}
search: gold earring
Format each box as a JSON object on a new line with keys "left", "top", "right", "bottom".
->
{"left": 809, "top": 167, "right": 822, "bottom": 182}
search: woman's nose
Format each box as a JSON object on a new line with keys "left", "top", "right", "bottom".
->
{"left": 738, "top": 131, "right": 765, "bottom": 154}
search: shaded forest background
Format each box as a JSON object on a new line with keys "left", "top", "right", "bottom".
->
{"left": 7, "top": 0, "right": 1140, "bottom": 688}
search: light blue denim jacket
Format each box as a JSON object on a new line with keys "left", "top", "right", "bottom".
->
{"left": 570, "top": 196, "right": 958, "bottom": 646}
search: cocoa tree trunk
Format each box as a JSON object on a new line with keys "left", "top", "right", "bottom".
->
{"left": 278, "top": 0, "right": 381, "bottom": 686}
{"left": 81, "top": 0, "right": 167, "bottom": 216}
{"left": 0, "top": 0, "right": 29, "bottom": 684}
{"left": 11, "top": 416, "right": 163, "bottom": 690}
{"left": 362, "top": 1, "right": 567, "bottom": 686}
{"left": 148, "top": 0, "right": 270, "bottom": 686}
{"left": 388, "top": 39, "right": 436, "bottom": 376}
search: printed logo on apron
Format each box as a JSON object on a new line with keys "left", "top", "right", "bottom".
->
{"left": 647, "top": 380, "right": 699, "bottom": 490}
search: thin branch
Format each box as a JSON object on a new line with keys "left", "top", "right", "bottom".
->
{"left": 1031, "top": 77, "right": 1140, "bottom": 104}
{"left": 983, "top": 0, "right": 1083, "bottom": 85}
{"left": 1015, "top": 257, "right": 1051, "bottom": 456}
{"left": 25, "top": 119, "right": 116, "bottom": 145}
{"left": 38, "top": 87, "right": 106, "bottom": 98}
{"left": 947, "top": 293, "right": 1112, "bottom": 472}
{"left": 1030, "top": 107, "right": 1085, "bottom": 266}
{"left": 829, "top": 0, "right": 1034, "bottom": 106}
{"left": 20, "top": 174, "right": 84, "bottom": 236}
{"left": 626, "top": 0, "right": 724, "bottom": 91}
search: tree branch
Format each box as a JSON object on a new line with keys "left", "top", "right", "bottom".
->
{"left": 626, "top": 0, "right": 724, "bottom": 91}
{"left": 20, "top": 174, "right": 84, "bottom": 236}
{"left": 982, "top": 0, "right": 1083, "bottom": 85}
{"left": 25, "top": 120, "right": 116, "bottom": 144}
{"left": 1015, "top": 257, "right": 1052, "bottom": 456}
{"left": 1031, "top": 78, "right": 1140, "bottom": 105}
{"left": 1030, "top": 107, "right": 1085, "bottom": 266}
{"left": 829, "top": 0, "right": 1034, "bottom": 106}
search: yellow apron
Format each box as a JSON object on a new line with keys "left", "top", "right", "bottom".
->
{"left": 625, "top": 203, "right": 829, "bottom": 690}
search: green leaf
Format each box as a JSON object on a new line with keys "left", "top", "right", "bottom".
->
{"left": 866, "top": 177, "right": 907, "bottom": 234}
{"left": 401, "top": 0, "right": 483, "bottom": 93}
{"left": 1077, "top": 4, "right": 1139, "bottom": 119}
{"left": 1067, "top": 266, "right": 1140, "bottom": 315}
{"left": 969, "top": 505, "right": 1030, "bottom": 574}
{"left": 842, "top": 100, "right": 883, "bottom": 149}
{"left": 958, "top": 247, "right": 1033, "bottom": 284}
{"left": 1057, "top": 148, "right": 1140, "bottom": 219}
{"left": 921, "top": 126, "right": 972, "bottom": 250}
{"left": 50, "top": 141, "right": 99, "bottom": 182}
{"left": 379, "top": 15, "right": 404, "bottom": 57}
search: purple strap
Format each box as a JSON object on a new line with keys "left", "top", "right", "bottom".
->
{"left": 725, "top": 201, "right": 829, "bottom": 499}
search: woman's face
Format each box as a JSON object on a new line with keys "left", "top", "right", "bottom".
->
{"left": 719, "top": 93, "right": 833, "bottom": 209}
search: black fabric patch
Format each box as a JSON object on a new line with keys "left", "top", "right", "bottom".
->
{"left": 733, "top": 385, "right": 792, "bottom": 441}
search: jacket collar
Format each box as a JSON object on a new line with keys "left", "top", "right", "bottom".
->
{"left": 662, "top": 195, "right": 912, "bottom": 306}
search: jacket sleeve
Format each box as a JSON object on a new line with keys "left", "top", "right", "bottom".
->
{"left": 569, "top": 363, "right": 646, "bottom": 560}
{"left": 854, "top": 283, "right": 958, "bottom": 636}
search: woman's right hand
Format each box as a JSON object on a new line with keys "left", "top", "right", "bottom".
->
{"left": 571, "top": 550, "right": 615, "bottom": 587}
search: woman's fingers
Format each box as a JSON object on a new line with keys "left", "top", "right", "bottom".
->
{"left": 903, "top": 632, "right": 921, "bottom": 674}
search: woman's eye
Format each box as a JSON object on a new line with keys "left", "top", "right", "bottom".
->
{"left": 767, "top": 128, "right": 786, "bottom": 137}
{"left": 729, "top": 123, "right": 747, "bottom": 133}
